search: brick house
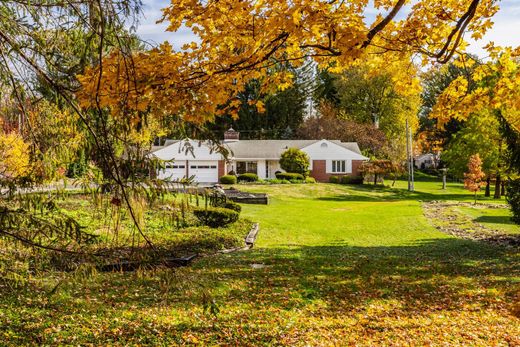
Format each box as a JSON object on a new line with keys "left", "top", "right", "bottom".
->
{"left": 151, "top": 129, "right": 368, "bottom": 183}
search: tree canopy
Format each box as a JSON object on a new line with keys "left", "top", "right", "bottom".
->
{"left": 77, "top": 0, "right": 499, "bottom": 126}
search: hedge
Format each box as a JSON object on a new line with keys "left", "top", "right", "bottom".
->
{"left": 305, "top": 177, "right": 316, "bottom": 183}
{"left": 329, "top": 175, "right": 339, "bottom": 183}
{"left": 220, "top": 175, "right": 237, "bottom": 184}
{"left": 347, "top": 176, "right": 364, "bottom": 184}
{"left": 339, "top": 175, "right": 364, "bottom": 185}
{"left": 237, "top": 173, "right": 259, "bottom": 182}
{"left": 276, "top": 172, "right": 304, "bottom": 180}
{"left": 193, "top": 207, "right": 239, "bottom": 228}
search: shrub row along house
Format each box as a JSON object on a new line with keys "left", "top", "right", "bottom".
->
{"left": 151, "top": 129, "right": 368, "bottom": 183}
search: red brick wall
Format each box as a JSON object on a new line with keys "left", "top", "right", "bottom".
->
{"left": 352, "top": 160, "right": 364, "bottom": 176}
{"left": 310, "top": 159, "right": 365, "bottom": 182}
{"left": 218, "top": 160, "right": 226, "bottom": 178}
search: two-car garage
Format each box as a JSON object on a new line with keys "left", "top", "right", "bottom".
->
{"left": 158, "top": 160, "right": 218, "bottom": 183}
{"left": 152, "top": 141, "right": 221, "bottom": 183}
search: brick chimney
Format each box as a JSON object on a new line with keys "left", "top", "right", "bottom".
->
{"left": 224, "top": 128, "right": 240, "bottom": 142}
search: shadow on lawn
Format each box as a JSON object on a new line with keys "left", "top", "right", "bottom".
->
{"left": 318, "top": 184, "right": 493, "bottom": 203}
{"left": 3, "top": 238, "right": 519, "bottom": 345}
{"left": 475, "top": 215, "right": 516, "bottom": 225}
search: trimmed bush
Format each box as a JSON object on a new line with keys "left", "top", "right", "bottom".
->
{"left": 347, "top": 176, "right": 364, "bottom": 185}
{"left": 193, "top": 207, "right": 239, "bottom": 228}
{"left": 211, "top": 197, "right": 242, "bottom": 213}
{"left": 340, "top": 176, "right": 350, "bottom": 184}
{"left": 279, "top": 148, "right": 310, "bottom": 177}
{"left": 305, "top": 177, "right": 316, "bottom": 183}
{"left": 276, "top": 172, "right": 304, "bottom": 180}
{"left": 506, "top": 178, "right": 520, "bottom": 224}
{"left": 223, "top": 201, "right": 242, "bottom": 213}
{"left": 220, "top": 175, "right": 237, "bottom": 184}
{"left": 329, "top": 175, "right": 339, "bottom": 183}
{"left": 237, "top": 173, "right": 258, "bottom": 182}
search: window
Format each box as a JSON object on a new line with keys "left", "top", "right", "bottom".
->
{"left": 332, "top": 160, "right": 346, "bottom": 173}
{"left": 236, "top": 161, "right": 257, "bottom": 174}
{"left": 166, "top": 163, "right": 185, "bottom": 169}
{"left": 190, "top": 165, "right": 216, "bottom": 169}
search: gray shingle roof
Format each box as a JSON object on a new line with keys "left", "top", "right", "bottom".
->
{"left": 223, "top": 140, "right": 362, "bottom": 159}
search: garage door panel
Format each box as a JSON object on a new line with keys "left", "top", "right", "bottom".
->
{"left": 189, "top": 161, "right": 218, "bottom": 182}
{"left": 157, "top": 163, "right": 186, "bottom": 180}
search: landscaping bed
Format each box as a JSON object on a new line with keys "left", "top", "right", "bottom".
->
{"left": 223, "top": 188, "right": 269, "bottom": 204}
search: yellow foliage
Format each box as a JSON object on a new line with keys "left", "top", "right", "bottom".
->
{"left": 0, "top": 132, "right": 30, "bottom": 179}
{"left": 76, "top": 0, "right": 500, "bottom": 128}
{"left": 431, "top": 47, "right": 520, "bottom": 133}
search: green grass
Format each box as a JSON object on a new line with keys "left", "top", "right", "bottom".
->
{"left": 456, "top": 206, "right": 520, "bottom": 235}
{"left": 1, "top": 181, "right": 519, "bottom": 345}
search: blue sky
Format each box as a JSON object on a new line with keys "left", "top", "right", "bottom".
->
{"left": 135, "top": 0, "right": 520, "bottom": 58}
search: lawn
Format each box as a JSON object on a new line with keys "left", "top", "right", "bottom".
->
{"left": 1, "top": 181, "right": 519, "bottom": 345}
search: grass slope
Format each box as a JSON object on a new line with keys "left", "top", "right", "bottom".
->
{"left": 1, "top": 181, "right": 519, "bottom": 346}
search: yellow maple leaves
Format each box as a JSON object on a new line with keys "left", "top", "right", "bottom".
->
{"left": 431, "top": 47, "right": 520, "bottom": 133}
{"left": 76, "top": 0, "right": 502, "bottom": 134}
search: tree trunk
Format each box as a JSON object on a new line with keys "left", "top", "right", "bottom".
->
{"left": 501, "top": 180, "right": 506, "bottom": 196}
{"left": 474, "top": 191, "right": 477, "bottom": 205}
{"left": 485, "top": 176, "right": 491, "bottom": 197}
{"left": 374, "top": 173, "right": 378, "bottom": 185}
{"left": 494, "top": 173, "right": 501, "bottom": 199}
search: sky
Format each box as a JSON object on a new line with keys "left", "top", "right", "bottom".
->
{"left": 135, "top": 0, "right": 520, "bottom": 58}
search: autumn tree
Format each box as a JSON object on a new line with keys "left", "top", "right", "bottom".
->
{"left": 431, "top": 48, "right": 520, "bottom": 204}
{"left": 78, "top": 0, "right": 499, "bottom": 128}
{"left": 297, "top": 102, "right": 387, "bottom": 157}
{"left": 0, "top": 131, "right": 30, "bottom": 183}
{"left": 359, "top": 160, "right": 400, "bottom": 186}
{"left": 464, "top": 154, "right": 486, "bottom": 204}
{"left": 441, "top": 110, "right": 505, "bottom": 196}
{"left": 417, "top": 59, "right": 477, "bottom": 154}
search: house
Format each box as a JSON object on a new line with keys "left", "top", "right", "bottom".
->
{"left": 151, "top": 129, "right": 369, "bottom": 183}
{"left": 414, "top": 153, "right": 439, "bottom": 170}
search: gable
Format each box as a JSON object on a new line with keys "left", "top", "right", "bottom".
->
{"left": 301, "top": 140, "right": 368, "bottom": 160}
{"left": 151, "top": 140, "right": 222, "bottom": 161}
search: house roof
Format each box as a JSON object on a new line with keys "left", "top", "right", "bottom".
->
{"left": 224, "top": 140, "right": 362, "bottom": 159}
{"left": 150, "top": 138, "right": 366, "bottom": 161}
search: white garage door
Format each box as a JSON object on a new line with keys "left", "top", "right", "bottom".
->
{"left": 189, "top": 161, "right": 218, "bottom": 183}
{"left": 158, "top": 163, "right": 186, "bottom": 180}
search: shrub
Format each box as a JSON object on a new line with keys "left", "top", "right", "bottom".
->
{"left": 211, "top": 197, "right": 242, "bottom": 213}
{"left": 219, "top": 175, "right": 237, "bottom": 184}
{"left": 237, "top": 173, "right": 258, "bottom": 182}
{"left": 348, "top": 176, "right": 364, "bottom": 184}
{"left": 506, "top": 178, "right": 520, "bottom": 224}
{"left": 276, "top": 172, "right": 304, "bottom": 180}
{"left": 279, "top": 148, "right": 310, "bottom": 177}
{"left": 289, "top": 179, "right": 304, "bottom": 184}
{"left": 227, "top": 170, "right": 236, "bottom": 176}
{"left": 329, "top": 175, "right": 339, "bottom": 183}
{"left": 193, "top": 207, "right": 239, "bottom": 228}
{"left": 340, "top": 176, "right": 350, "bottom": 184}
{"left": 223, "top": 201, "right": 241, "bottom": 213}
{"left": 305, "top": 177, "right": 316, "bottom": 183}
